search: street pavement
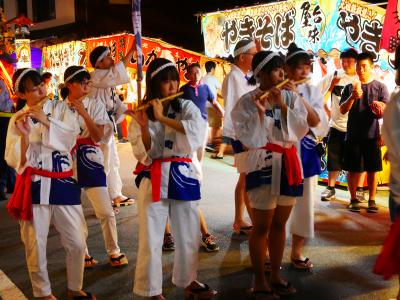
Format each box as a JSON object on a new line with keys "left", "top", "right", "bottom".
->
{"left": 0, "top": 142, "right": 397, "bottom": 300}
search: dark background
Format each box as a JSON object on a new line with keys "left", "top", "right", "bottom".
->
{"left": 29, "top": 0, "right": 388, "bottom": 53}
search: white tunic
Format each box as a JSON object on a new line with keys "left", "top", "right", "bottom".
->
{"left": 382, "top": 89, "right": 400, "bottom": 205}
{"left": 129, "top": 99, "right": 206, "bottom": 200}
{"left": 232, "top": 88, "right": 308, "bottom": 195}
{"left": 222, "top": 64, "right": 254, "bottom": 139}
{"left": 90, "top": 61, "right": 130, "bottom": 123}
{"left": 317, "top": 70, "right": 358, "bottom": 132}
{"left": 5, "top": 99, "right": 80, "bottom": 205}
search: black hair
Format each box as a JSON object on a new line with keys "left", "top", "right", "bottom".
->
{"left": 285, "top": 43, "right": 312, "bottom": 68}
{"left": 12, "top": 68, "right": 42, "bottom": 111}
{"left": 340, "top": 48, "right": 358, "bottom": 60}
{"left": 248, "top": 51, "right": 284, "bottom": 86}
{"left": 89, "top": 46, "right": 108, "bottom": 68}
{"left": 205, "top": 61, "right": 216, "bottom": 73}
{"left": 42, "top": 72, "right": 52, "bottom": 81}
{"left": 144, "top": 58, "right": 181, "bottom": 121}
{"left": 357, "top": 52, "right": 374, "bottom": 65}
{"left": 395, "top": 45, "right": 400, "bottom": 70}
{"left": 60, "top": 66, "right": 91, "bottom": 100}
{"left": 187, "top": 63, "right": 201, "bottom": 73}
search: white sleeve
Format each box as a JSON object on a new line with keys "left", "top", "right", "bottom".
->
{"left": 128, "top": 120, "right": 153, "bottom": 166}
{"left": 281, "top": 92, "right": 309, "bottom": 143}
{"left": 317, "top": 72, "right": 334, "bottom": 96}
{"left": 42, "top": 104, "right": 80, "bottom": 152}
{"left": 5, "top": 112, "right": 24, "bottom": 173}
{"left": 382, "top": 98, "right": 400, "bottom": 204}
{"left": 91, "top": 100, "right": 114, "bottom": 144}
{"left": 309, "top": 86, "right": 329, "bottom": 138}
{"left": 175, "top": 101, "right": 207, "bottom": 153}
{"left": 90, "top": 62, "right": 130, "bottom": 88}
{"left": 231, "top": 93, "right": 267, "bottom": 148}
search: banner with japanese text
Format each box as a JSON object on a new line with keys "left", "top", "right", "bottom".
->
{"left": 201, "top": 0, "right": 392, "bottom": 69}
{"left": 84, "top": 33, "right": 203, "bottom": 82}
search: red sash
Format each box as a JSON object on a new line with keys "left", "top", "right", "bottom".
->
{"left": 133, "top": 157, "right": 192, "bottom": 202}
{"left": 260, "top": 143, "right": 302, "bottom": 186}
{"left": 6, "top": 167, "right": 73, "bottom": 221}
{"left": 374, "top": 217, "right": 400, "bottom": 279}
{"left": 71, "top": 137, "right": 98, "bottom": 154}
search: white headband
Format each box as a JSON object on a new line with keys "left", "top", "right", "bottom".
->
{"left": 234, "top": 41, "right": 256, "bottom": 57}
{"left": 64, "top": 69, "right": 87, "bottom": 83}
{"left": 285, "top": 50, "right": 309, "bottom": 63}
{"left": 14, "top": 68, "right": 36, "bottom": 93}
{"left": 150, "top": 62, "right": 176, "bottom": 79}
{"left": 253, "top": 52, "right": 279, "bottom": 77}
{"left": 95, "top": 49, "right": 110, "bottom": 67}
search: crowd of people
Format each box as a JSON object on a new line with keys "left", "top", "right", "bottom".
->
{"left": 0, "top": 37, "right": 399, "bottom": 300}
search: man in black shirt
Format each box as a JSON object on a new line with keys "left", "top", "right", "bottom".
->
{"left": 339, "top": 52, "right": 388, "bottom": 212}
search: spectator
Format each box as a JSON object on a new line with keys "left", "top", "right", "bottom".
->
{"left": 339, "top": 52, "right": 388, "bottom": 212}
{"left": 42, "top": 72, "right": 54, "bottom": 100}
{"left": 202, "top": 61, "right": 222, "bottom": 152}
{"left": 318, "top": 48, "right": 366, "bottom": 202}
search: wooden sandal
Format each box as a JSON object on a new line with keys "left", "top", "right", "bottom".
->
{"left": 184, "top": 283, "right": 217, "bottom": 299}
{"left": 109, "top": 253, "right": 129, "bottom": 267}
{"left": 69, "top": 291, "right": 96, "bottom": 300}
{"left": 84, "top": 256, "right": 98, "bottom": 268}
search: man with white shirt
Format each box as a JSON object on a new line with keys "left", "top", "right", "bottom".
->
{"left": 212, "top": 39, "right": 257, "bottom": 233}
{"left": 318, "top": 48, "right": 365, "bottom": 202}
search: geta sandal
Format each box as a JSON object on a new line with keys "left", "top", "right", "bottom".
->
{"left": 84, "top": 256, "right": 98, "bottom": 268}
{"left": 109, "top": 253, "right": 129, "bottom": 267}
{"left": 291, "top": 257, "right": 313, "bottom": 270}
{"left": 184, "top": 283, "right": 217, "bottom": 299}
{"left": 112, "top": 197, "right": 134, "bottom": 207}
{"left": 69, "top": 291, "right": 96, "bottom": 300}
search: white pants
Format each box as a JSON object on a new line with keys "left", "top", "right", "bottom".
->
{"left": 20, "top": 205, "right": 87, "bottom": 297}
{"left": 103, "top": 137, "right": 124, "bottom": 200}
{"left": 85, "top": 187, "right": 120, "bottom": 255}
{"left": 286, "top": 176, "right": 318, "bottom": 239}
{"left": 133, "top": 179, "right": 200, "bottom": 297}
{"left": 192, "top": 125, "right": 209, "bottom": 181}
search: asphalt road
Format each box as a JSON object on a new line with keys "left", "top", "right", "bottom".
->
{"left": 0, "top": 142, "right": 397, "bottom": 300}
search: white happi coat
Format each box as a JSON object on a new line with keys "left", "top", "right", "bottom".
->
{"left": 129, "top": 99, "right": 206, "bottom": 200}
{"left": 90, "top": 61, "right": 130, "bottom": 123}
{"left": 5, "top": 99, "right": 80, "bottom": 205}
{"left": 231, "top": 88, "right": 309, "bottom": 196}
{"left": 222, "top": 64, "right": 254, "bottom": 139}
{"left": 383, "top": 89, "right": 400, "bottom": 205}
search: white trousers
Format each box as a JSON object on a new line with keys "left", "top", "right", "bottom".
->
{"left": 20, "top": 204, "right": 87, "bottom": 297}
{"left": 286, "top": 176, "right": 318, "bottom": 239}
{"left": 104, "top": 137, "right": 124, "bottom": 200}
{"left": 85, "top": 187, "right": 120, "bottom": 255}
{"left": 192, "top": 125, "right": 209, "bottom": 182}
{"left": 133, "top": 179, "right": 200, "bottom": 297}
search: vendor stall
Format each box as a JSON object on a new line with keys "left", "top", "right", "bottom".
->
{"left": 201, "top": 0, "right": 393, "bottom": 186}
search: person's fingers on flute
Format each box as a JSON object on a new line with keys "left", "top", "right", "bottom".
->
{"left": 282, "top": 80, "right": 298, "bottom": 93}
{"left": 150, "top": 99, "right": 164, "bottom": 121}
{"left": 268, "top": 87, "right": 283, "bottom": 106}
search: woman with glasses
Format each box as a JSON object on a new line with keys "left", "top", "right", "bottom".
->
{"left": 61, "top": 66, "right": 129, "bottom": 268}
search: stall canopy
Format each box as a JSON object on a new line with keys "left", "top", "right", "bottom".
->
{"left": 201, "top": 0, "right": 392, "bottom": 69}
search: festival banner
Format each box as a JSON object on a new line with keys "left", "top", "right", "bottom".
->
{"left": 15, "top": 39, "right": 31, "bottom": 68}
{"left": 201, "top": 0, "right": 392, "bottom": 69}
{"left": 380, "top": 0, "right": 400, "bottom": 52}
{"left": 84, "top": 33, "right": 203, "bottom": 82}
{"left": 41, "top": 41, "right": 87, "bottom": 99}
